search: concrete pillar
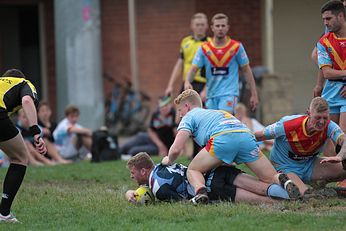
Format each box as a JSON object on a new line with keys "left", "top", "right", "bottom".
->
{"left": 54, "top": 0, "right": 104, "bottom": 129}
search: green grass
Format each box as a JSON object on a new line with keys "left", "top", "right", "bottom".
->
{"left": 1, "top": 156, "right": 346, "bottom": 230}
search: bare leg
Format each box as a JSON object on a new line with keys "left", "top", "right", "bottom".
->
{"left": 44, "top": 139, "right": 71, "bottom": 164}
{"left": 25, "top": 141, "right": 54, "bottom": 165}
{"left": 245, "top": 154, "right": 279, "bottom": 184}
{"left": 82, "top": 136, "right": 92, "bottom": 151}
{"left": 233, "top": 173, "right": 270, "bottom": 196}
{"left": 187, "top": 148, "right": 222, "bottom": 192}
{"left": 311, "top": 157, "right": 346, "bottom": 183}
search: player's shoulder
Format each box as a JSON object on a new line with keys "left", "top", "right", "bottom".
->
{"left": 280, "top": 114, "right": 304, "bottom": 123}
{"left": 319, "top": 32, "right": 333, "bottom": 43}
{"left": 180, "top": 35, "right": 194, "bottom": 44}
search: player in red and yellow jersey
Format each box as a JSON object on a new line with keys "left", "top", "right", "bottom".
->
{"left": 256, "top": 97, "right": 346, "bottom": 195}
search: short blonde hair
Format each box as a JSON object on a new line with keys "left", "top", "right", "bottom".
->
{"left": 174, "top": 89, "right": 202, "bottom": 107}
{"left": 191, "top": 12, "right": 208, "bottom": 22}
{"left": 309, "top": 97, "right": 329, "bottom": 113}
{"left": 127, "top": 152, "right": 154, "bottom": 170}
{"left": 211, "top": 13, "right": 229, "bottom": 25}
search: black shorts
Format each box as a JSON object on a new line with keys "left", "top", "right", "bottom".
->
{"left": 0, "top": 116, "right": 19, "bottom": 142}
{"left": 205, "top": 166, "right": 242, "bottom": 202}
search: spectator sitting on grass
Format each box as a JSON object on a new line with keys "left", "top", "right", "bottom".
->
{"left": 53, "top": 105, "right": 92, "bottom": 161}
{"left": 120, "top": 96, "right": 176, "bottom": 157}
{"left": 38, "top": 101, "right": 71, "bottom": 164}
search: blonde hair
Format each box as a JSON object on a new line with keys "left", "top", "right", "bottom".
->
{"left": 211, "top": 13, "right": 229, "bottom": 25}
{"left": 127, "top": 152, "right": 154, "bottom": 170}
{"left": 309, "top": 97, "right": 329, "bottom": 113}
{"left": 174, "top": 89, "right": 202, "bottom": 107}
{"left": 191, "top": 12, "right": 208, "bottom": 22}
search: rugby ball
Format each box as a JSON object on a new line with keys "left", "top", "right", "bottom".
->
{"left": 135, "top": 185, "right": 155, "bottom": 205}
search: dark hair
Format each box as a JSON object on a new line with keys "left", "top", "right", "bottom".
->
{"left": 38, "top": 101, "right": 51, "bottom": 111}
{"left": 2, "top": 69, "right": 26, "bottom": 78}
{"left": 321, "top": 0, "right": 346, "bottom": 17}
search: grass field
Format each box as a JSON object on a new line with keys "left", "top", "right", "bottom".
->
{"left": 1, "top": 156, "right": 346, "bottom": 231}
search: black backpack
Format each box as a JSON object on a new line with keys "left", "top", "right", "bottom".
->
{"left": 91, "top": 129, "right": 120, "bottom": 162}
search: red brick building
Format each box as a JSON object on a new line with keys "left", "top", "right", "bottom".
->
{"left": 0, "top": 0, "right": 262, "bottom": 117}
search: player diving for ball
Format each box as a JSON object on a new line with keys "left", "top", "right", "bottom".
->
{"left": 125, "top": 152, "right": 290, "bottom": 204}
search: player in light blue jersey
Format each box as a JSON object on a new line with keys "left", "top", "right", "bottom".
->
{"left": 161, "top": 90, "right": 300, "bottom": 204}
{"left": 184, "top": 13, "right": 258, "bottom": 114}
{"left": 256, "top": 97, "right": 346, "bottom": 195}
{"left": 126, "top": 152, "right": 290, "bottom": 204}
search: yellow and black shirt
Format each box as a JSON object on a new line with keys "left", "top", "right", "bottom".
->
{"left": 0, "top": 77, "right": 38, "bottom": 118}
{"left": 179, "top": 35, "right": 211, "bottom": 83}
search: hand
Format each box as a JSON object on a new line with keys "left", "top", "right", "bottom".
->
{"left": 313, "top": 85, "right": 323, "bottom": 97}
{"left": 340, "top": 86, "right": 346, "bottom": 98}
{"left": 161, "top": 156, "right": 172, "bottom": 166}
{"left": 249, "top": 94, "right": 259, "bottom": 111}
{"left": 184, "top": 81, "right": 193, "bottom": 90}
{"left": 165, "top": 86, "right": 173, "bottom": 96}
{"left": 320, "top": 156, "right": 342, "bottom": 164}
{"left": 33, "top": 135, "right": 47, "bottom": 155}
{"left": 125, "top": 190, "right": 138, "bottom": 204}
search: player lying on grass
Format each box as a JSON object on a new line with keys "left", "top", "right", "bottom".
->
{"left": 125, "top": 152, "right": 290, "bottom": 204}
{"left": 255, "top": 97, "right": 346, "bottom": 195}
{"left": 161, "top": 89, "right": 300, "bottom": 204}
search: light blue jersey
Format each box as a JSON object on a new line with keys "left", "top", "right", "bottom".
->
{"left": 263, "top": 114, "right": 344, "bottom": 182}
{"left": 178, "top": 108, "right": 249, "bottom": 147}
{"left": 317, "top": 33, "right": 346, "bottom": 114}
{"left": 178, "top": 108, "right": 259, "bottom": 164}
{"left": 192, "top": 38, "right": 249, "bottom": 100}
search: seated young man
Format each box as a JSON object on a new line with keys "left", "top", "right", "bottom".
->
{"left": 125, "top": 152, "right": 289, "bottom": 204}
{"left": 53, "top": 105, "right": 92, "bottom": 161}
{"left": 255, "top": 97, "right": 346, "bottom": 195}
{"left": 120, "top": 96, "right": 176, "bottom": 156}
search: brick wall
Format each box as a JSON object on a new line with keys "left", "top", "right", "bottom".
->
{"left": 101, "top": 0, "right": 262, "bottom": 109}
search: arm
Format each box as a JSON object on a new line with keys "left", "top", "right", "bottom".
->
{"left": 320, "top": 134, "right": 346, "bottom": 164}
{"left": 68, "top": 126, "right": 92, "bottom": 137}
{"left": 321, "top": 66, "right": 346, "bottom": 80}
{"left": 241, "top": 64, "right": 259, "bottom": 111}
{"left": 21, "top": 95, "right": 47, "bottom": 155}
{"left": 161, "top": 130, "right": 191, "bottom": 165}
{"left": 165, "top": 58, "right": 184, "bottom": 95}
{"left": 184, "top": 65, "right": 198, "bottom": 90}
{"left": 147, "top": 127, "right": 167, "bottom": 156}
{"left": 313, "top": 70, "right": 325, "bottom": 97}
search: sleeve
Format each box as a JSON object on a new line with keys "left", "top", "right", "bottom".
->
{"left": 20, "top": 81, "right": 38, "bottom": 107}
{"left": 177, "top": 113, "right": 193, "bottom": 133}
{"left": 192, "top": 47, "right": 205, "bottom": 69}
{"left": 328, "top": 121, "right": 344, "bottom": 143}
{"left": 263, "top": 119, "right": 286, "bottom": 139}
{"left": 317, "top": 42, "right": 332, "bottom": 69}
{"left": 155, "top": 184, "right": 184, "bottom": 201}
{"left": 235, "top": 43, "right": 250, "bottom": 67}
